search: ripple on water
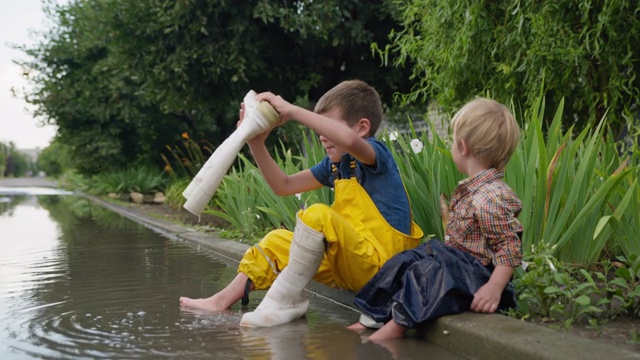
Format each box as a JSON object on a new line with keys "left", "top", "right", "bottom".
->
{"left": 8, "top": 304, "right": 249, "bottom": 359}
{"left": 1, "top": 242, "right": 250, "bottom": 358}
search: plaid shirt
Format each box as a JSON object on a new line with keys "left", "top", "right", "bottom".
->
{"left": 445, "top": 168, "right": 523, "bottom": 268}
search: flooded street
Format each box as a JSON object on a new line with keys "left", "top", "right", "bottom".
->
{"left": 0, "top": 189, "right": 467, "bottom": 359}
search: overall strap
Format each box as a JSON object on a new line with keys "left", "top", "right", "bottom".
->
{"left": 349, "top": 160, "right": 356, "bottom": 178}
{"left": 331, "top": 160, "right": 358, "bottom": 180}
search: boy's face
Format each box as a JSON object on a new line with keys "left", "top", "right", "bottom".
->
{"left": 318, "top": 109, "right": 357, "bottom": 163}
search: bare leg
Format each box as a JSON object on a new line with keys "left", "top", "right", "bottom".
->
{"left": 180, "top": 272, "right": 253, "bottom": 311}
{"left": 368, "top": 320, "right": 408, "bottom": 342}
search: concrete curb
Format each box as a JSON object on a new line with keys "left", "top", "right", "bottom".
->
{"left": 86, "top": 195, "right": 640, "bottom": 360}
{"left": 418, "top": 312, "right": 640, "bottom": 360}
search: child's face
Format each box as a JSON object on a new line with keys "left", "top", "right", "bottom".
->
{"left": 318, "top": 109, "right": 355, "bottom": 162}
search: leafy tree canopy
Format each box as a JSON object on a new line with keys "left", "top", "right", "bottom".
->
{"left": 18, "top": 0, "right": 412, "bottom": 175}
{"left": 380, "top": 0, "right": 640, "bottom": 132}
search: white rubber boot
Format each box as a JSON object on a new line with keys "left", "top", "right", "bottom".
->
{"left": 240, "top": 216, "right": 325, "bottom": 327}
{"left": 182, "top": 90, "right": 279, "bottom": 216}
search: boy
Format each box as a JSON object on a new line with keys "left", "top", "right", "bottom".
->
{"left": 180, "top": 80, "right": 423, "bottom": 327}
{"left": 349, "top": 98, "right": 523, "bottom": 341}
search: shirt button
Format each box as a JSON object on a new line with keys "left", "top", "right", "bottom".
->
{"left": 445, "top": 236, "right": 450, "bottom": 241}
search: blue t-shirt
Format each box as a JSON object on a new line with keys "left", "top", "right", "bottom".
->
{"left": 309, "top": 137, "right": 411, "bottom": 234}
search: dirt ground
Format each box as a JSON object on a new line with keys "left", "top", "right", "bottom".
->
{"left": 531, "top": 316, "right": 639, "bottom": 353}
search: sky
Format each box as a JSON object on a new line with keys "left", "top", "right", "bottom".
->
{"left": 0, "top": 0, "right": 61, "bottom": 150}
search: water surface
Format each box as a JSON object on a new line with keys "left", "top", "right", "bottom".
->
{"left": 0, "top": 191, "right": 466, "bottom": 359}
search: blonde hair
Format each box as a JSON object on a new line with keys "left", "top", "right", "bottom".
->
{"left": 451, "top": 98, "right": 520, "bottom": 170}
{"left": 314, "top": 80, "right": 382, "bottom": 137}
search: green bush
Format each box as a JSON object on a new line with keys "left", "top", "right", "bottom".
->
{"left": 512, "top": 247, "right": 640, "bottom": 327}
{"left": 62, "top": 167, "right": 168, "bottom": 195}
{"left": 164, "top": 177, "right": 191, "bottom": 209}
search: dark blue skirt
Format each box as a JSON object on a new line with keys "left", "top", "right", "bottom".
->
{"left": 353, "top": 239, "right": 516, "bottom": 328}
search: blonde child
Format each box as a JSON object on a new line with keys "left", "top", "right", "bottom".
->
{"left": 349, "top": 98, "right": 523, "bottom": 341}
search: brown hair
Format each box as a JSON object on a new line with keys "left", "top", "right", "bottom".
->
{"left": 314, "top": 80, "right": 383, "bottom": 137}
{"left": 451, "top": 98, "right": 520, "bottom": 170}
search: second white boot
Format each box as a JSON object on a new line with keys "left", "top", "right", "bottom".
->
{"left": 240, "top": 216, "right": 325, "bottom": 327}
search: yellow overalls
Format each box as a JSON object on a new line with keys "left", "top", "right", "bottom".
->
{"left": 238, "top": 163, "right": 424, "bottom": 292}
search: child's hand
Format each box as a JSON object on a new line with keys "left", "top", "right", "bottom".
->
{"left": 470, "top": 282, "right": 502, "bottom": 313}
{"left": 471, "top": 265, "right": 513, "bottom": 313}
{"left": 256, "top": 92, "right": 293, "bottom": 124}
{"left": 238, "top": 102, "right": 271, "bottom": 146}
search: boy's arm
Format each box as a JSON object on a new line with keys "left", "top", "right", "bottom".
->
{"left": 238, "top": 102, "right": 322, "bottom": 196}
{"left": 290, "top": 107, "right": 376, "bottom": 165}
{"left": 470, "top": 265, "right": 514, "bottom": 313}
{"left": 248, "top": 136, "right": 322, "bottom": 196}
{"left": 257, "top": 92, "right": 376, "bottom": 165}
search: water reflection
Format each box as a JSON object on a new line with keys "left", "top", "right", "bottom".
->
{"left": 0, "top": 194, "right": 27, "bottom": 216}
{"left": 0, "top": 194, "right": 466, "bottom": 359}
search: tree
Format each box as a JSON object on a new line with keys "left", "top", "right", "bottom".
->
{"left": 37, "top": 139, "right": 70, "bottom": 178}
{"left": 379, "top": 0, "right": 640, "bottom": 132}
{"left": 0, "top": 142, "right": 7, "bottom": 177}
{"left": 19, "top": 0, "right": 413, "bottom": 175}
{"left": 0, "top": 142, "right": 32, "bottom": 177}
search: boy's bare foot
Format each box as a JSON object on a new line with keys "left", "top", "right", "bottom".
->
{"left": 179, "top": 272, "right": 251, "bottom": 311}
{"left": 179, "top": 296, "right": 228, "bottom": 311}
{"left": 367, "top": 321, "right": 407, "bottom": 342}
{"left": 347, "top": 322, "right": 368, "bottom": 333}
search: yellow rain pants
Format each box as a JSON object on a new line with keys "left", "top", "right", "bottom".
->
{"left": 238, "top": 176, "right": 424, "bottom": 292}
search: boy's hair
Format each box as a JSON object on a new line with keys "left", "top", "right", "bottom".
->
{"left": 314, "top": 80, "right": 382, "bottom": 137}
{"left": 451, "top": 98, "right": 520, "bottom": 170}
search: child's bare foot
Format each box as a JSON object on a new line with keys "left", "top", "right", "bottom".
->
{"left": 367, "top": 321, "right": 407, "bottom": 342}
{"left": 180, "top": 273, "right": 250, "bottom": 311}
{"left": 179, "top": 296, "right": 228, "bottom": 311}
{"left": 347, "top": 322, "right": 368, "bottom": 333}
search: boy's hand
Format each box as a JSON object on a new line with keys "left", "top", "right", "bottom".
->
{"left": 471, "top": 265, "right": 513, "bottom": 313}
{"left": 238, "top": 102, "right": 270, "bottom": 146}
{"left": 256, "top": 92, "right": 292, "bottom": 124}
{"left": 470, "top": 283, "right": 502, "bottom": 313}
